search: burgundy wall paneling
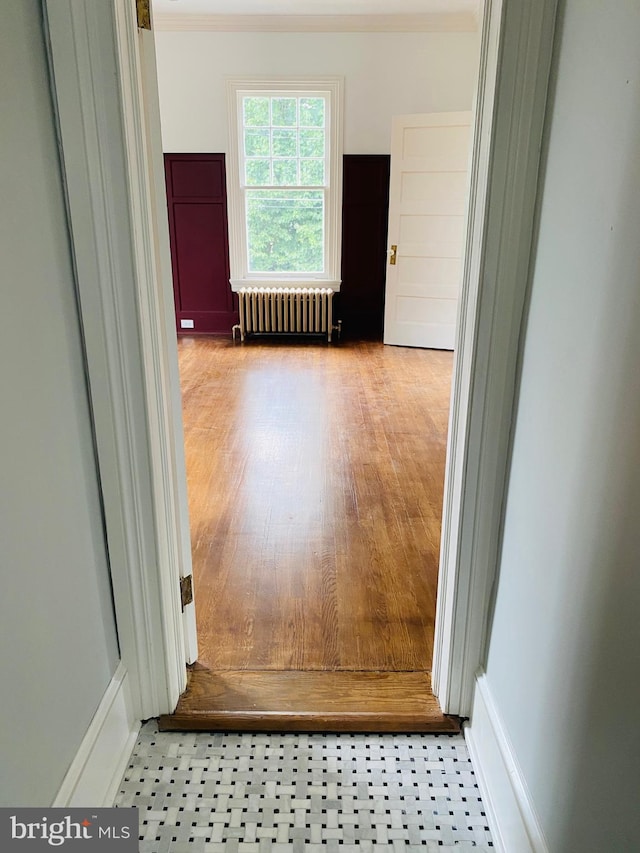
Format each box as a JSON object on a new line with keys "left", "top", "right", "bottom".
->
{"left": 164, "top": 154, "right": 238, "bottom": 335}
{"left": 338, "top": 155, "right": 391, "bottom": 340}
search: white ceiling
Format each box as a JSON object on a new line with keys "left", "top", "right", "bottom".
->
{"left": 152, "top": 0, "right": 479, "bottom": 16}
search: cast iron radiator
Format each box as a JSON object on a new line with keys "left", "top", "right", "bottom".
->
{"left": 233, "top": 287, "right": 336, "bottom": 342}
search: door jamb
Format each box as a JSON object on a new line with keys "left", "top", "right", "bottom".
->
{"left": 432, "top": 0, "right": 558, "bottom": 714}
{"left": 112, "top": 0, "right": 199, "bottom": 669}
{"left": 44, "top": 0, "right": 558, "bottom": 720}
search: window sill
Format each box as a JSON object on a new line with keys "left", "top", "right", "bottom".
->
{"left": 230, "top": 279, "right": 341, "bottom": 292}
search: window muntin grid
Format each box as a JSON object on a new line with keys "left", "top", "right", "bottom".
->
{"left": 241, "top": 95, "right": 327, "bottom": 188}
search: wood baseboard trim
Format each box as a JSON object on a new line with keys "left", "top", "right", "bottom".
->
{"left": 159, "top": 668, "right": 460, "bottom": 733}
{"left": 53, "top": 663, "right": 140, "bottom": 807}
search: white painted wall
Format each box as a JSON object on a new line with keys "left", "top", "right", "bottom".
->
{"left": 0, "top": 1, "right": 120, "bottom": 806}
{"left": 153, "top": 30, "right": 479, "bottom": 153}
{"left": 480, "top": 1, "right": 640, "bottom": 849}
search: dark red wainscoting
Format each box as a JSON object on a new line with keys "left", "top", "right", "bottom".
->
{"left": 338, "top": 155, "right": 391, "bottom": 340}
{"left": 164, "top": 154, "right": 238, "bottom": 335}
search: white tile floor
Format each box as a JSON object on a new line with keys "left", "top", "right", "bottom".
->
{"left": 116, "top": 722, "right": 493, "bottom": 852}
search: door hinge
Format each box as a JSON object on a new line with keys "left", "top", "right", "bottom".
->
{"left": 180, "top": 575, "right": 194, "bottom": 610}
{"left": 136, "top": 0, "right": 152, "bottom": 30}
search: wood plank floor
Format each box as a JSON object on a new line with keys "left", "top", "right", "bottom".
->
{"left": 167, "top": 338, "right": 454, "bottom": 731}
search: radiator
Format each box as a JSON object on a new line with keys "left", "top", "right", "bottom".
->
{"left": 233, "top": 287, "right": 336, "bottom": 342}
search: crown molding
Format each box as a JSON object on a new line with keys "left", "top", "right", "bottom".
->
{"left": 153, "top": 13, "right": 479, "bottom": 33}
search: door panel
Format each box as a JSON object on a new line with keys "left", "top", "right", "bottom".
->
{"left": 170, "top": 158, "right": 224, "bottom": 198}
{"left": 165, "top": 154, "right": 238, "bottom": 334}
{"left": 383, "top": 113, "right": 472, "bottom": 350}
{"left": 396, "top": 296, "right": 458, "bottom": 325}
{"left": 173, "top": 204, "right": 230, "bottom": 312}
{"left": 400, "top": 213, "right": 464, "bottom": 247}
{"left": 402, "top": 124, "right": 471, "bottom": 161}
{"left": 400, "top": 172, "right": 468, "bottom": 210}
{"left": 399, "top": 257, "right": 461, "bottom": 286}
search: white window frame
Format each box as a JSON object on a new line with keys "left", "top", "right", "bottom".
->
{"left": 226, "top": 76, "right": 343, "bottom": 292}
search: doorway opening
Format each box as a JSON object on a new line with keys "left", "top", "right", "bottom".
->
{"left": 153, "top": 12, "right": 479, "bottom": 732}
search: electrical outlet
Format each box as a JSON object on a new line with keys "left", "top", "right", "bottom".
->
{"left": 180, "top": 319, "right": 195, "bottom": 329}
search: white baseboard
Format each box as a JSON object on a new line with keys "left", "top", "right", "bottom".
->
{"left": 53, "top": 663, "right": 140, "bottom": 807}
{"left": 465, "top": 672, "right": 548, "bottom": 853}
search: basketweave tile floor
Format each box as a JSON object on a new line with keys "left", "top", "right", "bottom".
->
{"left": 115, "top": 722, "right": 493, "bottom": 852}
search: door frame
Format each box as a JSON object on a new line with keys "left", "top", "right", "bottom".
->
{"left": 432, "top": 0, "right": 558, "bottom": 713}
{"left": 44, "top": 0, "right": 557, "bottom": 719}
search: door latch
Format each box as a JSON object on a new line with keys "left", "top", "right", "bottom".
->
{"left": 388, "top": 244, "right": 397, "bottom": 265}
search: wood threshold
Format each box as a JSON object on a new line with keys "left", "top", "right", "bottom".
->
{"left": 158, "top": 666, "right": 461, "bottom": 733}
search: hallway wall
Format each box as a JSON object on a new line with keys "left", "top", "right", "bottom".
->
{"left": 480, "top": 1, "right": 640, "bottom": 849}
{"left": 0, "top": 1, "right": 120, "bottom": 806}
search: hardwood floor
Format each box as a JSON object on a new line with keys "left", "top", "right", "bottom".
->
{"left": 166, "top": 337, "right": 455, "bottom": 731}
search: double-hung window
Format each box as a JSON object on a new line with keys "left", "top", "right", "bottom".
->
{"left": 226, "top": 77, "right": 343, "bottom": 290}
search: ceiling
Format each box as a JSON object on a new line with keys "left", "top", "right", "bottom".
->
{"left": 152, "top": 0, "right": 479, "bottom": 17}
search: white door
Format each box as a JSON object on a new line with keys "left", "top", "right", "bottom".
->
{"left": 383, "top": 112, "right": 472, "bottom": 349}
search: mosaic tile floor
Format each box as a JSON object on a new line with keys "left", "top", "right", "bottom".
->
{"left": 116, "top": 722, "right": 493, "bottom": 852}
